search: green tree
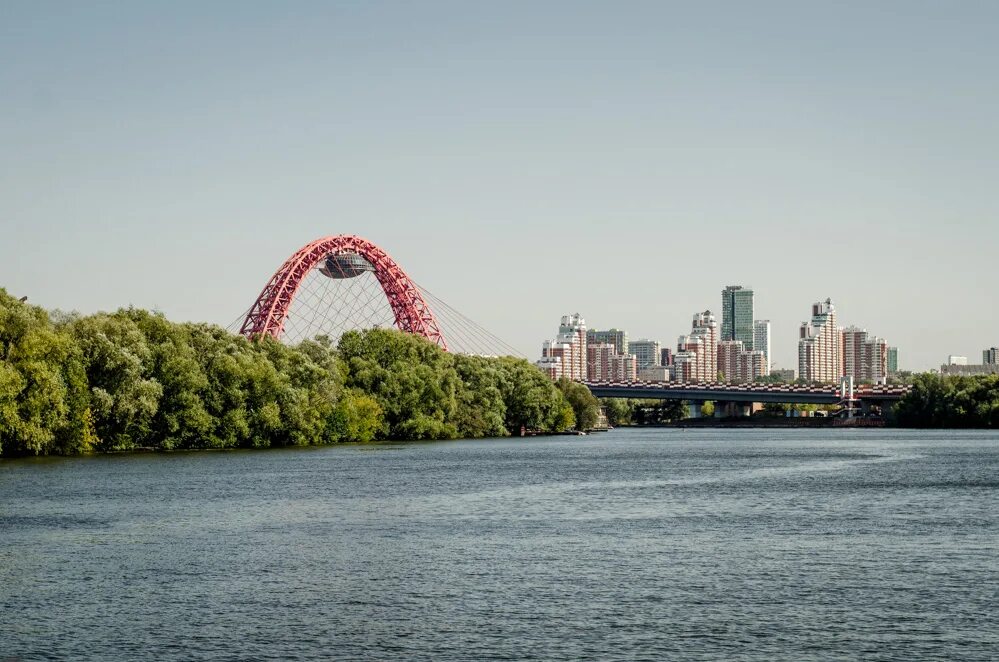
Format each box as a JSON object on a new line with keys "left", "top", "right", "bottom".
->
{"left": 555, "top": 378, "right": 599, "bottom": 430}
{"left": 0, "top": 290, "right": 94, "bottom": 455}
{"left": 600, "top": 398, "right": 632, "bottom": 426}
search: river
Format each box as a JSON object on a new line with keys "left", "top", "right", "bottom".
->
{"left": 1, "top": 428, "right": 997, "bottom": 660}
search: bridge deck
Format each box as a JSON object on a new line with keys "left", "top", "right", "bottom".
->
{"left": 584, "top": 381, "right": 909, "bottom": 404}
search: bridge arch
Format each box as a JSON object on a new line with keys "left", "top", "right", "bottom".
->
{"left": 239, "top": 235, "right": 447, "bottom": 349}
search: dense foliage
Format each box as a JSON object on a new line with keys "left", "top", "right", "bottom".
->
{"left": 895, "top": 373, "right": 999, "bottom": 428}
{"left": 599, "top": 398, "right": 687, "bottom": 426}
{"left": 0, "top": 290, "right": 582, "bottom": 456}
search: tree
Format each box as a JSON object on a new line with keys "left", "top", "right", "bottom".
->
{"left": 555, "top": 378, "right": 600, "bottom": 431}
{"left": 0, "top": 290, "right": 94, "bottom": 455}
{"left": 600, "top": 398, "right": 632, "bottom": 426}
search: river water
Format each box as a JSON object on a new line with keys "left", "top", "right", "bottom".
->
{"left": 1, "top": 428, "right": 997, "bottom": 661}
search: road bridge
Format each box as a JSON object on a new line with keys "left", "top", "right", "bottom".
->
{"left": 584, "top": 381, "right": 910, "bottom": 416}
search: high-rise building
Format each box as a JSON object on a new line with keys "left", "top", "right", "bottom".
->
{"left": 721, "top": 286, "right": 755, "bottom": 349}
{"left": 587, "top": 328, "right": 628, "bottom": 356}
{"left": 535, "top": 356, "right": 563, "bottom": 380}
{"left": 717, "top": 340, "right": 769, "bottom": 383}
{"left": 717, "top": 340, "right": 744, "bottom": 382}
{"left": 629, "top": 339, "right": 661, "bottom": 369}
{"left": 676, "top": 310, "right": 718, "bottom": 382}
{"left": 842, "top": 326, "right": 868, "bottom": 381}
{"left": 753, "top": 320, "right": 771, "bottom": 373}
{"left": 798, "top": 298, "right": 842, "bottom": 383}
{"left": 887, "top": 347, "right": 899, "bottom": 375}
{"left": 739, "top": 350, "right": 768, "bottom": 382}
{"left": 984, "top": 347, "right": 999, "bottom": 365}
{"left": 587, "top": 343, "right": 615, "bottom": 382}
{"left": 587, "top": 343, "right": 637, "bottom": 382}
{"left": 948, "top": 355, "right": 968, "bottom": 366}
{"left": 539, "top": 313, "right": 587, "bottom": 381}
{"left": 862, "top": 336, "right": 889, "bottom": 384}
{"left": 660, "top": 347, "right": 673, "bottom": 367}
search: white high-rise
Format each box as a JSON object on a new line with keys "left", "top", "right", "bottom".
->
{"left": 798, "top": 299, "right": 842, "bottom": 383}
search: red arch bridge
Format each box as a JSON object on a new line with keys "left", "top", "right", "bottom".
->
{"left": 235, "top": 234, "right": 519, "bottom": 356}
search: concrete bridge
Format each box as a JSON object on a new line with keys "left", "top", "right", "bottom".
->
{"left": 584, "top": 380, "right": 910, "bottom": 417}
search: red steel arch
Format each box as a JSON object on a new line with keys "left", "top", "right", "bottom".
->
{"left": 239, "top": 235, "right": 447, "bottom": 349}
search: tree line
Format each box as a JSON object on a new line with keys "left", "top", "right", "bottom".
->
{"left": 0, "top": 289, "right": 601, "bottom": 456}
{"left": 895, "top": 373, "right": 999, "bottom": 428}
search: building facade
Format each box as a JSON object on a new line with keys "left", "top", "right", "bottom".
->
{"left": 984, "top": 347, "right": 999, "bottom": 365}
{"left": 772, "top": 368, "right": 796, "bottom": 382}
{"left": 717, "top": 339, "right": 769, "bottom": 383}
{"left": 798, "top": 299, "right": 842, "bottom": 383}
{"left": 888, "top": 347, "right": 899, "bottom": 375}
{"left": 586, "top": 328, "right": 628, "bottom": 356}
{"left": 538, "top": 313, "right": 587, "bottom": 381}
{"left": 862, "top": 336, "right": 889, "bottom": 384}
{"left": 535, "top": 356, "right": 563, "bottom": 380}
{"left": 841, "top": 326, "right": 868, "bottom": 382}
{"left": 753, "top": 319, "right": 771, "bottom": 373}
{"left": 717, "top": 340, "right": 744, "bottom": 382}
{"left": 721, "top": 286, "right": 755, "bottom": 349}
{"left": 675, "top": 310, "right": 718, "bottom": 382}
{"left": 610, "top": 353, "right": 638, "bottom": 382}
{"left": 629, "top": 339, "right": 661, "bottom": 369}
{"left": 637, "top": 366, "right": 670, "bottom": 382}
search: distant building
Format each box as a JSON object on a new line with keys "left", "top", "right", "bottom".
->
{"left": 629, "top": 339, "right": 661, "bottom": 369}
{"left": 842, "top": 326, "right": 867, "bottom": 381}
{"left": 862, "top": 336, "right": 889, "bottom": 384}
{"left": 539, "top": 313, "right": 587, "bottom": 381}
{"left": 587, "top": 328, "right": 628, "bottom": 356}
{"left": 984, "top": 348, "right": 998, "bottom": 365}
{"left": 587, "top": 343, "right": 615, "bottom": 381}
{"left": 717, "top": 340, "right": 744, "bottom": 383}
{"left": 535, "top": 356, "right": 562, "bottom": 380}
{"left": 721, "top": 286, "right": 755, "bottom": 349}
{"left": 587, "top": 343, "right": 637, "bottom": 382}
{"left": 717, "top": 340, "right": 768, "bottom": 383}
{"left": 637, "top": 366, "right": 670, "bottom": 382}
{"left": 772, "top": 368, "right": 796, "bottom": 382}
{"left": 611, "top": 353, "right": 638, "bottom": 382}
{"left": 739, "top": 350, "right": 768, "bottom": 383}
{"left": 676, "top": 310, "right": 718, "bottom": 382}
{"left": 841, "top": 327, "right": 889, "bottom": 383}
{"left": 941, "top": 363, "right": 999, "bottom": 376}
{"left": 948, "top": 355, "right": 968, "bottom": 366}
{"left": 660, "top": 347, "right": 673, "bottom": 367}
{"left": 753, "top": 320, "right": 771, "bottom": 373}
{"left": 798, "top": 299, "right": 841, "bottom": 383}
{"left": 888, "top": 347, "right": 899, "bottom": 375}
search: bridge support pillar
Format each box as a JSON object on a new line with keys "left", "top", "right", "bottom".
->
{"left": 688, "top": 402, "right": 702, "bottom": 419}
{"left": 714, "top": 401, "right": 727, "bottom": 418}
{"left": 740, "top": 404, "right": 752, "bottom": 417}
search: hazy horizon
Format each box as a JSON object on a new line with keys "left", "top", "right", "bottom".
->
{"left": 3, "top": 1, "right": 997, "bottom": 371}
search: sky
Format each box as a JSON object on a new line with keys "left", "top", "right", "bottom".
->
{"left": 1, "top": 1, "right": 997, "bottom": 372}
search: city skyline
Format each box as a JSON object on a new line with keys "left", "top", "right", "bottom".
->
{"left": 2, "top": 2, "right": 998, "bottom": 372}
{"left": 538, "top": 288, "right": 910, "bottom": 378}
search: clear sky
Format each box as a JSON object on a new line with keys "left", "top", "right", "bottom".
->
{"left": 2, "top": 1, "right": 997, "bottom": 371}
